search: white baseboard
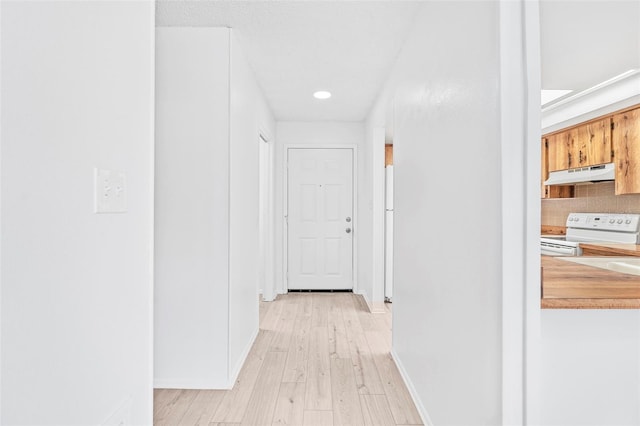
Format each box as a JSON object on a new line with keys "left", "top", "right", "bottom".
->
{"left": 390, "top": 348, "right": 434, "bottom": 426}
{"left": 153, "top": 378, "right": 229, "bottom": 390}
{"left": 154, "top": 328, "right": 259, "bottom": 391}
{"left": 357, "top": 290, "right": 386, "bottom": 314}
{"left": 228, "top": 326, "right": 259, "bottom": 387}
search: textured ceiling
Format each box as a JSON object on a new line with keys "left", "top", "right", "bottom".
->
{"left": 156, "top": 0, "right": 422, "bottom": 121}
{"left": 157, "top": 1, "right": 640, "bottom": 121}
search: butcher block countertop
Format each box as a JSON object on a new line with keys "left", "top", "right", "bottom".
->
{"left": 541, "top": 256, "right": 640, "bottom": 309}
{"left": 541, "top": 225, "right": 566, "bottom": 236}
{"left": 579, "top": 242, "right": 640, "bottom": 257}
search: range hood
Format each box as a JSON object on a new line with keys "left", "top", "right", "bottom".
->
{"left": 544, "top": 162, "right": 615, "bottom": 186}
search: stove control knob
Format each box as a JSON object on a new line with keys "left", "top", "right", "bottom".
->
{"left": 626, "top": 219, "right": 632, "bottom": 224}
{"left": 610, "top": 219, "right": 615, "bottom": 224}
{"left": 617, "top": 219, "right": 623, "bottom": 224}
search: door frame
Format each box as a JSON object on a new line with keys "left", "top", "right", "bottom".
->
{"left": 283, "top": 144, "right": 358, "bottom": 293}
{"left": 259, "top": 130, "right": 275, "bottom": 301}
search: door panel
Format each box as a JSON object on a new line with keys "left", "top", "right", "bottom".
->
{"left": 613, "top": 108, "right": 640, "bottom": 194}
{"left": 288, "top": 148, "right": 353, "bottom": 290}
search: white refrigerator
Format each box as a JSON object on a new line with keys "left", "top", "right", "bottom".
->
{"left": 385, "top": 165, "right": 394, "bottom": 301}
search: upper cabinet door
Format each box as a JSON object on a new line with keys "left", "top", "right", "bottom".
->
{"left": 548, "top": 118, "right": 611, "bottom": 171}
{"left": 566, "top": 119, "right": 610, "bottom": 168}
{"left": 613, "top": 108, "right": 640, "bottom": 195}
{"left": 541, "top": 137, "right": 574, "bottom": 199}
{"left": 566, "top": 127, "right": 583, "bottom": 168}
{"left": 547, "top": 133, "right": 570, "bottom": 171}
{"left": 576, "top": 118, "right": 611, "bottom": 167}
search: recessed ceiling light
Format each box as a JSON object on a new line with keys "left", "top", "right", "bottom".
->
{"left": 313, "top": 91, "right": 332, "bottom": 100}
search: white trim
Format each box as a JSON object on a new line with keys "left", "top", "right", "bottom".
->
{"left": 228, "top": 326, "right": 259, "bottom": 388}
{"left": 0, "top": 0, "right": 3, "bottom": 419}
{"left": 390, "top": 349, "right": 433, "bottom": 426}
{"left": 283, "top": 144, "right": 358, "bottom": 292}
{"left": 153, "top": 378, "right": 231, "bottom": 390}
{"left": 259, "top": 131, "right": 276, "bottom": 302}
{"left": 226, "top": 28, "right": 232, "bottom": 396}
{"left": 356, "top": 289, "right": 382, "bottom": 314}
{"left": 372, "top": 127, "right": 386, "bottom": 313}
{"left": 500, "top": 1, "right": 526, "bottom": 424}
{"left": 259, "top": 127, "right": 272, "bottom": 144}
{"left": 524, "top": 1, "right": 543, "bottom": 425}
{"left": 542, "top": 69, "right": 640, "bottom": 130}
{"left": 363, "top": 296, "right": 386, "bottom": 314}
{"left": 282, "top": 146, "right": 289, "bottom": 293}
{"left": 147, "top": 2, "right": 156, "bottom": 421}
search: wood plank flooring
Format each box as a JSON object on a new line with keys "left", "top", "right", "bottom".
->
{"left": 154, "top": 293, "right": 422, "bottom": 426}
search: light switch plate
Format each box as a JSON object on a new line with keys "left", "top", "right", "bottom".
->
{"left": 95, "top": 168, "right": 127, "bottom": 213}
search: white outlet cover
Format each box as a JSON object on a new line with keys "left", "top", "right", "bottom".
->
{"left": 95, "top": 168, "right": 127, "bottom": 214}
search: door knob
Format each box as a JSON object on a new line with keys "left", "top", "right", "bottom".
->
{"left": 346, "top": 228, "right": 352, "bottom": 234}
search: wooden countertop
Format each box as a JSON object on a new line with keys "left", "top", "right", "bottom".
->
{"left": 579, "top": 242, "right": 640, "bottom": 257}
{"left": 541, "top": 256, "right": 640, "bottom": 309}
{"left": 541, "top": 225, "right": 566, "bottom": 236}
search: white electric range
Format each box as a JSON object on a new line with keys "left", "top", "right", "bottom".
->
{"left": 541, "top": 213, "right": 640, "bottom": 256}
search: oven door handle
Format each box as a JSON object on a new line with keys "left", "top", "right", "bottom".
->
{"left": 541, "top": 245, "right": 577, "bottom": 256}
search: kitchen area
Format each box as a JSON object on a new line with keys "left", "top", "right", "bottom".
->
{"left": 538, "top": 102, "right": 640, "bottom": 424}
{"left": 538, "top": 1, "right": 640, "bottom": 416}
{"left": 540, "top": 105, "right": 640, "bottom": 309}
{"left": 536, "top": 1, "right": 640, "bottom": 422}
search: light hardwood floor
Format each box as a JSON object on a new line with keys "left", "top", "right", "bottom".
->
{"left": 154, "top": 293, "right": 423, "bottom": 426}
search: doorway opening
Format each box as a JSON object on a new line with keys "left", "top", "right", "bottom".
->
{"left": 384, "top": 143, "right": 394, "bottom": 303}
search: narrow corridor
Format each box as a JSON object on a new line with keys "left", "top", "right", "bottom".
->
{"left": 154, "top": 293, "right": 422, "bottom": 425}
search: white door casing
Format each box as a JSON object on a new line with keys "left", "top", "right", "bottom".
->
{"left": 286, "top": 148, "right": 354, "bottom": 290}
{"left": 259, "top": 133, "right": 275, "bottom": 301}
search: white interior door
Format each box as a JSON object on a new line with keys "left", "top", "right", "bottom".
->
{"left": 287, "top": 148, "right": 353, "bottom": 290}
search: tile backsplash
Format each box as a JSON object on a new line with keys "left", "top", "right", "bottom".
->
{"left": 541, "top": 181, "right": 640, "bottom": 226}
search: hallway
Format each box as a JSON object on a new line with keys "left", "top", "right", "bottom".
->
{"left": 153, "top": 293, "right": 422, "bottom": 425}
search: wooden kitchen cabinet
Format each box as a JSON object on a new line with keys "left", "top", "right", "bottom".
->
{"left": 567, "top": 118, "right": 611, "bottom": 168}
{"left": 582, "top": 118, "right": 612, "bottom": 166}
{"left": 542, "top": 136, "right": 574, "bottom": 198}
{"left": 548, "top": 118, "right": 611, "bottom": 171}
{"left": 613, "top": 107, "right": 640, "bottom": 194}
{"left": 547, "top": 133, "right": 570, "bottom": 172}
{"left": 542, "top": 103, "right": 639, "bottom": 197}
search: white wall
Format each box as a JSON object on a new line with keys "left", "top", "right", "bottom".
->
{"left": 155, "top": 27, "right": 274, "bottom": 389}
{"left": 540, "top": 310, "right": 640, "bottom": 425}
{"left": 365, "top": 2, "right": 503, "bottom": 424}
{"left": 274, "top": 122, "right": 367, "bottom": 296}
{"left": 1, "top": 1, "right": 155, "bottom": 424}
{"left": 155, "top": 27, "right": 231, "bottom": 388}
{"left": 228, "top": 31, "right": 276, "bottom": 380}
{"left": 0, "top": 0, "right": 4, "bottom": 420}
